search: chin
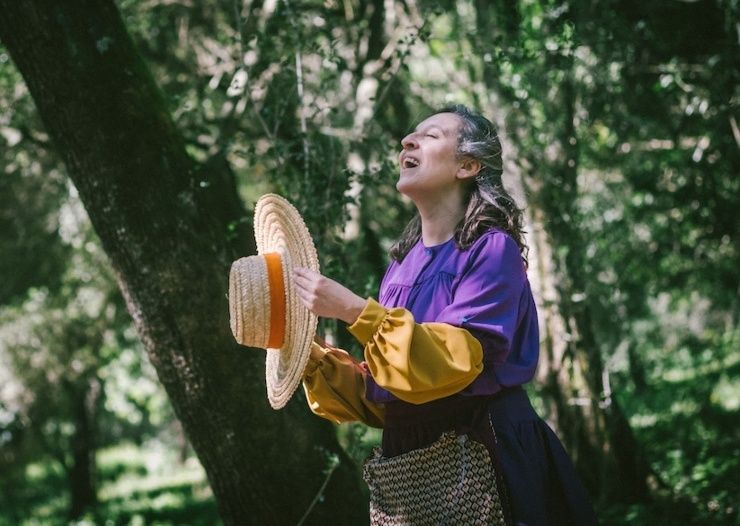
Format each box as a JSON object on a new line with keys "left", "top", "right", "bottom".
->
{"left": 396, "top": 177, "right": 413, "bottom": 196}
{"left": 396, "top": 178, "right": 423, "bottom": 201}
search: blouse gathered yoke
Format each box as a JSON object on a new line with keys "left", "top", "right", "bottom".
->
{"left": 301, "top": 229, "right": 539, "bottom": 429}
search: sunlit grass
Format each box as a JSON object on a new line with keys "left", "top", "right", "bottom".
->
{"left": 4, "top": 352, "right": 737, "bottom": 526}
{"left": 0, "top": 440, "right": 220, "bottom": 526}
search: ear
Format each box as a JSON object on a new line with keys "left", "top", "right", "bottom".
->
{"left": 456, "top": 158, "right": 482, "bottom": 180}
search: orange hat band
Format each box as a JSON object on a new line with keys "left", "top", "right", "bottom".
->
{"left": 264, "top": 252, "right": 286, "bottom": 348}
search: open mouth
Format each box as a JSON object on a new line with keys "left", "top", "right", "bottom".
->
{"left": 402, "top": 156, "right": 420, "bottom": 169}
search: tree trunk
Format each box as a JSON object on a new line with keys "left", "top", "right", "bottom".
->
{"left": 68, "top": 377, "right": 100, "bottom": 520}
{"left": 0, "top": 2, "right": 368, "bottom": 524}
{"left": 534, "top": 56, "right": 651, "bottom": 503}
{"left": 469, "top": 1, "right": 651, "bottom": 502}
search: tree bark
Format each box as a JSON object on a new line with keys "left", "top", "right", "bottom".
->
{"left": 534, "top": 53, "right": 651, "bottom": 503}
{"left": 68, "top": 377, "right": 100, "bottom": 520}
{"left": 0, "top": 2, "right": 368, "bottom": 524}
{"left": 469, "top": 2, "right": 651, "bottom": 503}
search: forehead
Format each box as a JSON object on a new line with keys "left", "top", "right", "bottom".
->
{"left": 414, "top": 112, "right": 462, "bottom": 135}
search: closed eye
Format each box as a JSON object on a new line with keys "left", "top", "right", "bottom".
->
{"left": 425, "top": 134, "right": 438, "bottom": 138}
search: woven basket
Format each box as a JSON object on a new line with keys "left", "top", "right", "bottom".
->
{"left": 363, "top": 432, "right": 507, "bottom": 526}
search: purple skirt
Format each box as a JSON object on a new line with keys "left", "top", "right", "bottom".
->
{"left": 381, "top": 388, "right": 598, "bottom": 526}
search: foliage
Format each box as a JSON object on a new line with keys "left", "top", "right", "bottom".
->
{"left": 0, "top": 185, "right": 176, "bottom": 520}
{"left": 0, "top": 442, "right": 218, "bottom": 526}
{"left": 1, "top": 0, "right": 737, "bottom": 523}
{"left": 0, "top": 47, "right": 69, "bottom": 304}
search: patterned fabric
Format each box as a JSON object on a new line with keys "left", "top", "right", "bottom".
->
{"left": 363, "top": 432, "right": 507, "bottom": 526}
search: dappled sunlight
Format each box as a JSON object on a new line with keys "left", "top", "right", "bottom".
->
{"left": 0, "top": 0, "right": 736, "bottom": 524}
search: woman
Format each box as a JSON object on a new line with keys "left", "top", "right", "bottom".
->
{"left": 293, "top": 105, "right": 597, "bottom": 525}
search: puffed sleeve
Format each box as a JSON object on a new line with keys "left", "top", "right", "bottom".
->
{"left": 347, "top": 231, "right": 528, "bottom": 404}
{"left": 301, "top": 341, "right": 385, "bottom": 428}
{"left": 347, "top": 300, "right": 484, "bottom": 404}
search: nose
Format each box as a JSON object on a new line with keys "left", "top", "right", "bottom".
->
{"left": 400, "top": 132, "right": 418, "bottom": 150}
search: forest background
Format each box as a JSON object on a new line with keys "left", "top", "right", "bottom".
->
{"left": 0, "top": 0, "right": 737, "bottom": 525}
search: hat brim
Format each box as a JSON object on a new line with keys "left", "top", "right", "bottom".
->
{"left": 254, "top": 194, "right": 319, "bottom": 409}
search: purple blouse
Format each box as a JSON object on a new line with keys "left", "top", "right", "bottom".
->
{"left": 364, "top": 229, "right": 540, "bottom": 403}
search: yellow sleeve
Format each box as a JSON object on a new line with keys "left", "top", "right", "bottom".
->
{"left": 301, "top": 341, "right": 385, "bottom": 428}
{"left": 347, "top": 298, "right": 484, "bottom": 404}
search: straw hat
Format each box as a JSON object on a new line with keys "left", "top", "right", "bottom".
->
{"left": 228, "top": 193, "right": 319, "bottom": 409}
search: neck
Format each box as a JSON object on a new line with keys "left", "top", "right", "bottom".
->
{"left": 414, "top": 189, "right": 467, "bottom": 246}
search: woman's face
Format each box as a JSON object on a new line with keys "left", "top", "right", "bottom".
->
{"left": 397, "top": 112, "right": 464, "bottom": 199}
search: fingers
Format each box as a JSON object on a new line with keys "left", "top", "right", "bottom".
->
{"left": 292, "top": 267, "right": 329, "bottom": 303}
{"left": 293, "top": 280, "right": 315, "bottom": 310}
{"left": 292, "top": 267, "right": 319, "bottom": 280}
{"left": 292, "top": 269, "right": 314, "bottom": 298}
{"left": 293, "top": 269, "right": 321, "bottom": 315}
{"left": 292, "top": 267, "right": 317, "bottom": 291}
{"left": 291, "top": 267, "right": 345, "bottom": 321}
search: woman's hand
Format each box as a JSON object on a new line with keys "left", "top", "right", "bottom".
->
{"left": 292, "top": 267, "right": 366, "bottom": 324}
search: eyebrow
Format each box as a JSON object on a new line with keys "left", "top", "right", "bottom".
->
{"left": 413, "top": 124, "right": 447, "bottom": 135}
